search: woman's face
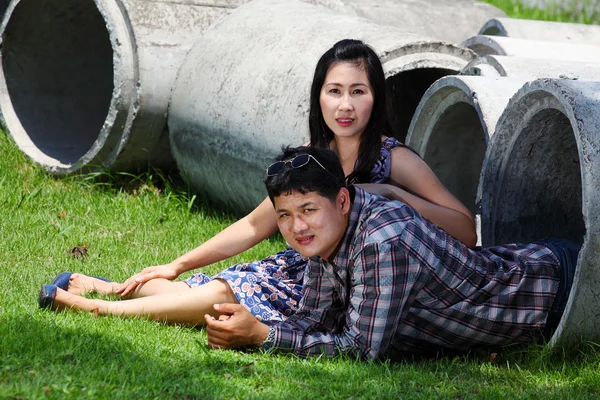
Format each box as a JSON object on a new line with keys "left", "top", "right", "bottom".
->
{"left": 319, "top": 61, "right": 374, "bottom": 140}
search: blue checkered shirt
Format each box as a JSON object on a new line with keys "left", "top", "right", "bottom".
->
{"left": 263, "top": 187, "right": 562, "bottom": 359}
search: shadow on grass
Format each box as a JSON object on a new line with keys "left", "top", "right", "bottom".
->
{"left": 2, "top": 312, "right": 600, "bottom": 399}
{"left": 0, "top": 313, "right": 338, "bottom": 399}
{"left": 0, "top": 313, "right": 253, "bottom": 398}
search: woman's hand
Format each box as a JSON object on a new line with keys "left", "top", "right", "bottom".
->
{"left": 115, "top": 263, "right": 181, "bottom": 297}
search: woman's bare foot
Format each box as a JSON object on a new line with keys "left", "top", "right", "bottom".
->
{"left": 52, "top": 287, "right": 106, "bottom": 314}
{"left": 67, "top": 273, "right": 117, "bottom": 296}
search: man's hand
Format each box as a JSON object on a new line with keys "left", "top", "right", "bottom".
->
{"left": 115, "top": 264, "right": 180, "bottom": 297}
{"left": 205, "top": 303, "right": 270, "bottom": 349}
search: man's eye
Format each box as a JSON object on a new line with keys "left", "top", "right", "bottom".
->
{"left": 303, "top": 208, "right": 314, "bottom": 213}
{"left": 278, "top": 213, "right": 289, "bottom": 219}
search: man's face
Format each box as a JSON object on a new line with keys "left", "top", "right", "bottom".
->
{"left": 274, "top": 189, "right": 349, "bottom": 260}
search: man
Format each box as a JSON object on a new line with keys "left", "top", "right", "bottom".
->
{"left": 204, "top": 146, "right": 580, "bottom": 359}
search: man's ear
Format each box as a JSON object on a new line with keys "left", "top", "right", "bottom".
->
{"left": 337, "top": 188, "right": 352, "bottom": 214}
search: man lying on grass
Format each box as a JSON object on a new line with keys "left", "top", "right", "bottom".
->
{"left": 203, "top": 146, "right": 580, "bottom": 359}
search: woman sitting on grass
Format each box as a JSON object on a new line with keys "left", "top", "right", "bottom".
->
{"left": 39, "top": 39, "right": 476, "bottom": 325}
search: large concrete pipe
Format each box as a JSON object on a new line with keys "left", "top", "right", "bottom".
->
{"left": 479, "top": 17, "right": 600, "bottom": 44}
{"left": 405, "top": 76, "right": 525, "bottom": 220}
{"left": 309, "top": 0, "right": 505, "bottom": 44}
{"left": 462, "top": 35, "right": 600, "bottom": 63}
{"left": 168, "top": 0, "right": 476, "bottom": 214}
{"left": 462, "top": 55, "right": 600, "bottom": 80}
{"left": 0, "top": 0, "right": 242, "bottom": 174}
{"left": 478, "top": 78, "right": 600, "bottom": 346}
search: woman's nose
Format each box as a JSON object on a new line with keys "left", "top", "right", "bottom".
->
{"left": 338, "top": 94, "right": 353, "bottom": 111}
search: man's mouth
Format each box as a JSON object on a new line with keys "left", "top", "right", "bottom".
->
{"left": 295, "top": 235, "right": 314, "bottom": 246}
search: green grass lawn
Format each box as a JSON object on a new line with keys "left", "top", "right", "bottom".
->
{"left": 2, "top": 129, "right": 600, "bottom": 399}
{"left": 2, "top": 2, "right": 600, "bottom": 398}
{"left": 481, "top": 0, "right": 600, "bottom": 24}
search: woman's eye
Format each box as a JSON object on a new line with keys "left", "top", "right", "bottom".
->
{"left": 353, "top": 89, "right": 364, "bottom": 94}
{"left": 328, "top": 88, "right": 340, "bottom": 94}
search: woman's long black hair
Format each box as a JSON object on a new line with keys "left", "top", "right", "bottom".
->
{"left": 308, "top": 39, "right": 394, "bottom": 184}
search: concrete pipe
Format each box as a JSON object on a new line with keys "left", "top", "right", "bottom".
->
{"left": 308, "top": 0, "right": 505, "bottom": 44}
{"left": 462, "top": 55, "right": 600, "bottom": 81}
{"left": 405, "top": 76, "right": 525, "bottom": 221}
{"left": 168, "top": 0, "right": 476, "bottom": 214}
{"left": 462, "top": 35, "right": 600, "bottom": 63}
{"left": 0, "top": 0, "right": 242, "bottom": 174}
{"left": 478, "top": 78, "right": 600, "bottom": 346}
{"left": 479, "top": 17, "right": 600, "bottom": 44}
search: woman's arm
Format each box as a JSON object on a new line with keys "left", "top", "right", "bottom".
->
{"left": 385, "top": 147, "right": 477, "bottom": 248}
{"left": 116, "top": 197, "right": 279, "bottom": 295}
{"left": 171, "top": 197, "right": 278, "bottom": 274}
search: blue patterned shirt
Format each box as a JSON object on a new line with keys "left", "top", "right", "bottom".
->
{"left": 263, "top": 187, "right": 562, "bottom": 359}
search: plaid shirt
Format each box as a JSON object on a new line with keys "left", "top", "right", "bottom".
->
{"left": 263, "top": 187, "right": 562, "bottom": 359}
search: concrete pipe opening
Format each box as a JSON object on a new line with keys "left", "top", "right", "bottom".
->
{"left": 1, "top": 0, "right": 238, "bottom": 173}
{"left": 477, "top": 79, "right": 600, "bottom": 346}
{"left": 406, "top": 76, "right": 526, "bottom": 218}
{"left": 421, "top": 102, "right": 486, "bottom": 214}
{"left": 1, "top": 0, "right": 115, "bottom": 169}
{"left": 488, "top": 108, "right": 584, "bottom": 245}
{"left": 387, "top": 68, "right": 456, "bottom": 142}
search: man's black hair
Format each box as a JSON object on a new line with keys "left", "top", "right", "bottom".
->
{"left": 265, "top": 146, "right": 347, "bottom": 203}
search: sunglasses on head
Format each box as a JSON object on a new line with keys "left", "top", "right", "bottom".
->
{"left": 266, "top": 153, "right": 333, "bottom": 178}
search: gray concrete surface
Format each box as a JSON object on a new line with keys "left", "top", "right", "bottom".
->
{"left": 461, "top": 55, "right": 600, "bottom": 80}
{"left": 405, "top": 76, "right": 525, "bottom": 223}
{"left": 309, "top": 0, "right": 505, "bottom": 44}
{"left": 479, "top": 17, "right": 600, "bottom": 44}
{"left": 168, "top": 0, "right": 476, "bottom": 214}
{"left": 0, "top": 0, "right": 240, "bottom": 174}
{"left": 462, "top": 35, "right": 600, "bottom": 63}
{"left": 477, "top": 78, "right": 600, "bottom": 346}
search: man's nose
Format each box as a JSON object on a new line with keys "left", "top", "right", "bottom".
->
{"left": 292, "top": 216, "right": 309, "bottom": 232}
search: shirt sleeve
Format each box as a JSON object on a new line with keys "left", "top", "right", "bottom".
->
{"left": 263, "top": 243, "right": 419, "bottom": 359}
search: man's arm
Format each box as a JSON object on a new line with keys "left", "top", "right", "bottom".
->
{"left": 206, "top": 243, "right": 418, "bottom": 360}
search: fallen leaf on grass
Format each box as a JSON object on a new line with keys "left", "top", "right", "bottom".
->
{"left": 68, "top": 244, "right": 88, "bottom": 259}
{"left": 57, "top": 211, "right": 67, "bottom": 218}
{"left": 241, "top": 362, "right": 254, "bottom": 371}
{"left": 223, "top": 373, "right": 232, "bottom": 378}
{"left": 90, "top": 308, "right": 99, "bottom": 318}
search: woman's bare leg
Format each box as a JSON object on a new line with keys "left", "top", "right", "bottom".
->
{"left": 67, "top": 273, "right": 191, "bottom": 298}
{"left": 52, "top": 279, "right": 238, "bottom": 326}
{"left": 66, "top": 274, "right": 120, "bottom": 296}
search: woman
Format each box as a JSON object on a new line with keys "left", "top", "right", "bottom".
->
{"left": 39, "top": 39, "right": 476, "bottom": 324}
